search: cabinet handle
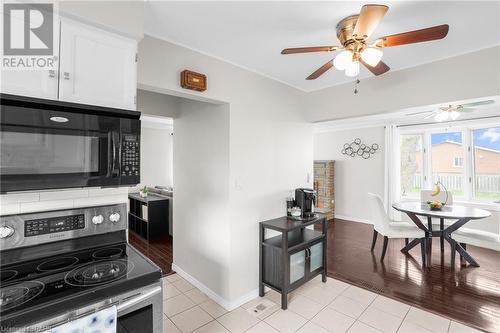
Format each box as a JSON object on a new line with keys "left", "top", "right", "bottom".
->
{"left": 48, "top": 70, "right": 56, "bottom": 78}
{"left": 64, "top": 72, "right": 70, "bottom": 80}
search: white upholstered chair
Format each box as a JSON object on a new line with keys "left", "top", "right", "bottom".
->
{"left": 451, "top": 228, "right": 500, "bottom": 264}
{"left": 420, "top": 189, "right": 454, "bottom": 251}
{"left": 368, "top": 193, "right": 427, "bottom": 263}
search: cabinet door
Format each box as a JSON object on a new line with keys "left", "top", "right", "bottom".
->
{"left": 290, "top": 250, "right": 306, "bottom": 284}
{"left": 59, "top": 19, "right": 137, "bottom": 110}
{"left": 309, "top": 242, "right": 323, "bottom": 272}
{"left": 1, "top": 23, "right": 59, "bottom": 100}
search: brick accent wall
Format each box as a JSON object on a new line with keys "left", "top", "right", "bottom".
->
{"left": 314, "top": 160, "right": 335, "bottom": 220}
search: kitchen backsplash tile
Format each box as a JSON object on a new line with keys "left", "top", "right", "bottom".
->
{"left": 88, "top": 187, "right": 129, "bottom": 197}
{"left": 39, "top": 189, "right": 89, "bottom": 201}
{"left": 20, "top": 199, "right": 75, "bottom": 214}
{"left": 0, "top": 203, "right": 20, "bottom": 216}
{"left": 0, "top": 192, "right": 40, "bottom": 204}
{"left": 73, "top": 195, "right": 128, "bottom": 209}
{"left": 0, "top": 187, "right": 130, "bottom": 216}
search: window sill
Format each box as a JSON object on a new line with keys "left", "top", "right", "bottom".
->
{"left": 399, "top": 197, "right": 500, "bottom": 212}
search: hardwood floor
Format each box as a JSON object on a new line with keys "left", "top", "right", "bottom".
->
{"left": 327, "top": 218, "right": 500, "bottom": 332}
{"left": 129, "top": 230, "right": 173, "bottom": 276}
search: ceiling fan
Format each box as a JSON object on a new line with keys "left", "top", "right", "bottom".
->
{"left": 405, "top": 100, "right": 495, "bottom": 122}
{"left": 281, "top": 4, "right": 449, "bottom": 80}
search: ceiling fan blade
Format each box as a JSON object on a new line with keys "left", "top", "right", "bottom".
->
{"left": 306, "top": 59, "right": 334, "bottom": 80}
{"left": 360, "top": 59, "right": 390, "bottom": 76}
{"left": 353, "top": 4, "right": 389, "bottom": 40}
{"left": 462, "top": 100, "right": 495, "bottom": 107}
{"left": 405, "top": 110, "right": 434, "bottom": 116}
{"left": 372, "top": 24, "right": 449, "bottom": 48}
{"left": 281, "top": 46, "right": 339, "bottom": 54}
{"left": 459, "top": 108, "right": 475, "bottom": 113}
{"left": 423, "top": 112, "right": 437, "bottom": 119}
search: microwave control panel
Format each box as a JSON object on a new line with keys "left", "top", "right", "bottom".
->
{"left": 121, "top": 135, "right": 140, "bottom": 177}
{"left": 24, "top": 214, "right": 85, "bottom": 237}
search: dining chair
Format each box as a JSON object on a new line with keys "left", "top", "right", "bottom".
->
{"left": 451, "top": 228, "right": 500, "bottom": 266}
{"left": 420, "top": 190, "right": 454, "bottom": 251}
{"left": 368, "top": 193, "right": 427, "bottom": 263}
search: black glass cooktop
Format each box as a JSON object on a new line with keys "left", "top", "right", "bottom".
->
{"left": 0, "top": 243, "right": 161, "bottom": 328}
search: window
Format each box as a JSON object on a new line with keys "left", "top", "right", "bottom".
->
{"left": 472, "top": 127, "right": 500, "bottom": 202}
{"left": 453, "top": 157, "right": 463, "bottom": 167}
{"left": 398, "top": 122, "right": 500, "bottom": 204}
{"left": 431, "top": 131, "right": 464, "bottom": 197}
{"left": 400, "top": 134, "right": 423, "bottom": 197}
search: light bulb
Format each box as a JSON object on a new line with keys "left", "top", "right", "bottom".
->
{"left": 450, "top": 111, "right": 460, "bottom": 120}
{"left": 345, "top": 61, "right": 360, "bottom": 77}
{"left": 333, "top": 50, "right": 353, "bottom": 70}
{"left": 434, "top": 112, "right": 449, "bottom": 122}
{"left": 361, "top": 47, "right": 383, "bottom": 67}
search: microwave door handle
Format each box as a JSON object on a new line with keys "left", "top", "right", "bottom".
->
{"left": 111, "top": 134, "right": 116, "bottom": 175}
{"left": 107, "top": 132, "right": 113, "bottom": 177}
{"left": 111, "top": 132, "right": 119, "bottom": 177}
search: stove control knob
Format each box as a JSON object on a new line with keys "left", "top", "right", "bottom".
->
{"left": 109, "top": 212, "right": 121, "bottom": 223}
{"left": 92, "top": 215, "right": 104, "bottom": 225}
{"left": 0, "top": 226, "right": 14, "bottom": 239}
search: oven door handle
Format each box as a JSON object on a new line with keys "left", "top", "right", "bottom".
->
{"left": 117, "top": 285, "right": 162, "bottom": 312}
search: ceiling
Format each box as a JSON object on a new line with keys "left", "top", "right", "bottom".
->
{"left": 314, "top": 96, "right": 500, "bottom": 131}
{"left": 144, "top": 1, "right": 500, "bottom": 92}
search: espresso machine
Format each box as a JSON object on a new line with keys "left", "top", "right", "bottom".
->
{"left": 295, "top": 188, "right": 317, "bottom": 218}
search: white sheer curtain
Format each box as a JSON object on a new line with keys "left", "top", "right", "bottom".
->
{"left": 384, "top": 125, "right": 402, "bottom": 221}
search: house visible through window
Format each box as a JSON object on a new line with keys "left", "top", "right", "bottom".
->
{"left": 453, "top": 157, "right": 464, "bottom": 167}
{"left": 472, "top": 127, "right": 500, "bottom": 202}
{"left": 398, "top": 123, "right": 500, "bottom": 203}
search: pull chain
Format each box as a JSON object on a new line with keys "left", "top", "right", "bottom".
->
{"left": 354, "top": 78, "right": 360, "bottom": 94}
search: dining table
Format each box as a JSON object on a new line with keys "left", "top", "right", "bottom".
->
{"left": 392, "top": 202, "right": 491, "bottom": 267}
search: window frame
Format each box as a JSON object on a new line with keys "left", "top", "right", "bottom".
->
{"left": 453, "top": 157, "right": 463, "bottom": 168}
{"left": 398, "top": 118, "right": 500, "bottom": 204}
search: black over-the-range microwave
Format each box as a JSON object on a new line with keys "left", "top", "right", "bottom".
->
{"left": 0, "top": 94, "right": 141, "bottom": 193}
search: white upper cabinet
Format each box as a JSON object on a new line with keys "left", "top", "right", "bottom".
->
{"left": 1, "top": 24, "right": 60, "bottom": 100}
{"left": 59, "top": 19, "right": 137, "bottom": 110}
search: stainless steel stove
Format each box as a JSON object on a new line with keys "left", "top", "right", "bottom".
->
{"left": 0, "top": 203, "right": 163, "bottom": 332}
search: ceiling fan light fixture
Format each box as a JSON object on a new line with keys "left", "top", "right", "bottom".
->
{"left": 333, "top": 50, "right": 353, "bottom": 70}
{"left": 434, "top": 112, "right": 449, "bottom": 122}
{"left": 361, "top": 47, "right": 383, "bottom": 67}
{"left": 450, "top": 110, "right": 460, "bottom": 120}
{"left": 345, "top": 60, "right": 360, "bottom": 77}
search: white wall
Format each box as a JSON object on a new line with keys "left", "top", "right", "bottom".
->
{"left": 137, "top": 89, "right": 180, "bottom": 118}
{"left": 303, "top": 46, "right": 500, "bottom": 122}
{"left": 140, "top": 126, "right": 173, "bottom": 189}
{"left": 173, "top": 99, "right": 231, "bottom": 302}
{"left": 314, "top": 127, "right": 385, "bottom": 222}
{"left": 138, "top": 36, "right": 312, "bottom": 307}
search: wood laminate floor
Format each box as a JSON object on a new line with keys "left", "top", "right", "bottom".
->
{"left": 129, "top": 230, "right": 173, "bottom": 276}
{"left": 327, "top": 218, "right": 500, "bottom": 332}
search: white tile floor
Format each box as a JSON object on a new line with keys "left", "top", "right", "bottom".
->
{"left": 162, "top": 274, "right": 482, "bottom": 333}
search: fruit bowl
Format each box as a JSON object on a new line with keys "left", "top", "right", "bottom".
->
{"left": 427, "top": 200, "right": 444, "bottom": 210}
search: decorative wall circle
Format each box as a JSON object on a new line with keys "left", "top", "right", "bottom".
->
{"left": 341, "top": 138, "right": 379, "bottom": 159}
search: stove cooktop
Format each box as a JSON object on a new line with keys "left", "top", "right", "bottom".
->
{"left": 0, "top": 242, "right": 161, "bottom": 328}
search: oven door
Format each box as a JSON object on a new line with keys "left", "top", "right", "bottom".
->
{"left": 116, "top": 284, "right": 163, "bottom": 333}
{"left": 0, "top": 104, "right": 121, "bottom": 192}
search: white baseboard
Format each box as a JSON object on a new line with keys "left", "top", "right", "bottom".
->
{"left": 171, "top": 263, "right": 259, "bottom": 311}
{"left": 334, "top": 214, "right": 373, "bottom": 225}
